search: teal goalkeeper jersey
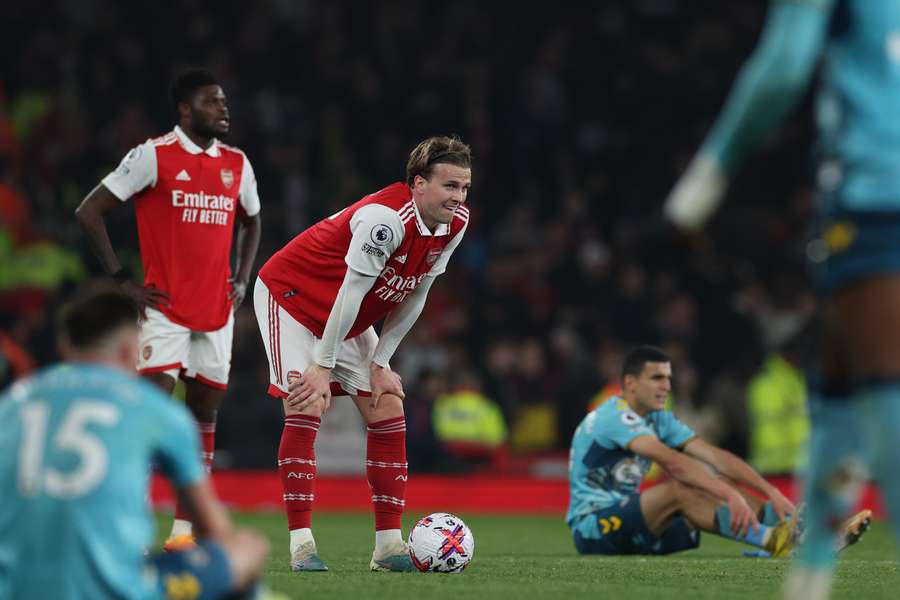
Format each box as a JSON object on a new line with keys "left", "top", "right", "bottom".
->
{"left": 566, "top": 397, "right": 695, "bottom": 527}
{"left": 0, "top": 363, "right": 205, "bottom": 600}
{"left": 817, "top": 0, "right": 900, "bottom": 212}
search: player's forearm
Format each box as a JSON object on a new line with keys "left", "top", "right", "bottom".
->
{"left": 701, "top": 2, "right": 829, "bottom": 175}
{"left": 371, "top": 275, "right": 435, "bottom": 367}
{"left": 313, "top": 269, "right": 377, "bottom": 368}
{"left": 233, "top": 213, "right": 261, "bottom": 284}
{"left": 707, "top": 448, "right": 775, "bottom": 497}
{"left": 666, "top": 455, "right": 742, "bottom": 504}
{"left": 75, "top": 188, "right": 124, "bottom": 275}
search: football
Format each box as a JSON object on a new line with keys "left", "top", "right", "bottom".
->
{"left": 407, "top": 512, "right": 475, "bottom": 573}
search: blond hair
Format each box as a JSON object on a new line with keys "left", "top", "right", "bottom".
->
{"left": 405, "top": 136, "right": 472, "bottom": 185}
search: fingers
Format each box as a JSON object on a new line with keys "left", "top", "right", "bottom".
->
{"left": 369, "top": 392, "right": 380, "bottom": 410}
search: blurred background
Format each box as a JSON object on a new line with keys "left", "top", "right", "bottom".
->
{"left": 0, "top": 0, "right": 816, "bottom": 479}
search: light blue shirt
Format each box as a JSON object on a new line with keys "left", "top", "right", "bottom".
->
{"left": 0, "top": 364, "right": 204, "bottom": 600}
{"left": 566, "top": 396, "right": 695, "bottom": 526}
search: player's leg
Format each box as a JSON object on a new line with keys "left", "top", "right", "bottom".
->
{"left": 252, "top": 278, "right": 327, "bottom": 572}
{"left": 642, "top": 480, "right": 796, "bottom": 556}
{"left": 169, "top": 314, "right": 234, "bottom": 544}
{"left": 352, "top": 392, "right": 413, "bottom": 571}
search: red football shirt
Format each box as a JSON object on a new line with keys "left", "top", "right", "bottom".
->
{"left": 259, "top": 182, "right": 468, "bottom": 338}
{"left": 102, "top": 126, "right": 261, "bottom": 331}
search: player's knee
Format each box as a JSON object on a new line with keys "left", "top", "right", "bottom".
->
{"left": 285, "top": 396, "right": 328, "bottom": 418}
{"left": 376, "top": 393, "right": 404, "bottom": 418}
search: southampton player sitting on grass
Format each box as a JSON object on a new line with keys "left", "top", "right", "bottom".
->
{"left": 75, "top": 69, "right": 262, "bottom": 550}
{"left": 254, "top": 136, "right": 470, "bottom": 572}
{"left": 0, "top": 284, "right": 270, "bottom": 600}
{"left": 567, "top": 345, "right": 870, "bottom": 557}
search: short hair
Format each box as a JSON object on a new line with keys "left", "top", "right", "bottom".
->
{"left": 621, "top": 345, "right": 671, "bottom": 381}
{"left": 57, "top": 283, "right": 140, "bottom": 351}
{"left": 406, "top": 136, "right": 472, "bottom": 185}
{"left": 170, "top": 68, "right": 219, "bottom": 111}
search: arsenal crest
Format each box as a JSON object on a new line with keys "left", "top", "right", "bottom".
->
{"left": 142, "top": 345, "right": 153, "bottom": 360}
{"left": 220, "top": 168, "right": 234, "bottom": 189}
{"left": 426, "top": 248, "right": 442, "bottom": 265}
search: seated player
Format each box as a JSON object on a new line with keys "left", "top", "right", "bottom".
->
{"left": 0, "top": 284, "right": 272, "bottom": 599}
{"left": 567, "top": 345, "right": 870, "bottom": 557}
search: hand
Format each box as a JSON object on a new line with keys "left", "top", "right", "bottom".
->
{"left": 369, "top": 363, "right": 404, "bottom": 410}
{"left": 286, "top": 364, "right": 332, "bottom": 413}
{"left": 663, "top": 154, "right": 728, "bottom": 232}
{"left": 726, "top": 492, "right": 759, "bottom": 538}
{"left": 228, "top": 277, "right": 248, "bottom": 311}
{"left": 120, "top": 280, "right": 171, "bottom": 318}
{"left": 767, "top": 488, "right": 796, "bottom": 523}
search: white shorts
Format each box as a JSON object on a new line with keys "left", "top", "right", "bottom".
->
{"left": 253, "top": 277, "right": 376, "bottom": 399}
{"left": 136, "top": 307, "right": 233, "bottom": 389}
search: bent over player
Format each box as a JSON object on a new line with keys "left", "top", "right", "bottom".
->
{"left": 75, "top": 69, "right": 261, "bottom": 548}
{"left": 0, "top": 284, "right": 270, "bottom": 600}
{"left": 254, "top": 136, "right": 471, "bottom": 572}
{"left": 567, "top": 346, "right": 869, "bottom": 558}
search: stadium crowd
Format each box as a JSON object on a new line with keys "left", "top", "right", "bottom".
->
{"left": 1, "top": 0, "right": 816, "bottom": 472}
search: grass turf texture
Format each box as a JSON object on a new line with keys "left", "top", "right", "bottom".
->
{"left": 155, "top": 512, "right": 899, "bottom": 599}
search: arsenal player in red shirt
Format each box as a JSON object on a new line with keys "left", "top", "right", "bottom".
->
{"left": 75, "top": 69, "right": 262, "bottom": 549}
{"left": 254, "top": 136, "right": 471, "bottom": 572}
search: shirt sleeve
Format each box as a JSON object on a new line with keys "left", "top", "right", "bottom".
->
{"left": 100, "top": 141, "right": 157, "bottom": 201}
{"left": 700, "top": 0, "right": 835, "bottom": 174}
{"left": 238, "top": 153, "right": 261, "bottom": 217}
{"left": 656, "top": 411, "right": 697, "bottom": 449}
{"left": 150, "top": 396, "right": 206, "bottom": 488}
{"left": 597, "top": 408, "right": 657, "bottom": 450}
{"left": 428, "top": 220, "right": 467, "bottom": 276}
{"left": 345, "top": 203, "right": 405, "bottom": 276}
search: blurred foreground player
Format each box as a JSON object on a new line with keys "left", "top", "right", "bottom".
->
{"left": 567, "top": 346, "right": 868, "bottom": 558}
{"left": 254, "top": 136, "right": 471, "bottom": 571}
{"left": 0, "top": 284, "right": 270, "bottom": 600}
{"left": 664, "top": 2, "right": 891, "bottom": 597}
{"left": 76, "top": 69, "right": 261, "bottom": 548}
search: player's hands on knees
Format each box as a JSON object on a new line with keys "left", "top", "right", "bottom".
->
{"left": 727, "top": 493, "right": 759, "bottom": 537}
{"left": 767, "top": 488, "right": 796, "bottom": 523}
{"left": 287, "top": 365, "right": 332, "bottom": 413}
{"left": 369, "top": 363, "right": 404, "bottom": 410}
{"left": 120, "top": 281, "right": 171, "bottom": 317}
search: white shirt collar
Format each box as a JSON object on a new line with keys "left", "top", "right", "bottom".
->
{"left": 174, "top": 125, "right": 220, "bottom": 157}
{"left": 411, "top": 199, "right": 450, "bottom": 237}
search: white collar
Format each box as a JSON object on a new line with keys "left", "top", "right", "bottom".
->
{"left": 411, "top": 198, "right": 450, "bottom": 237}
{"left": 174, "top": 125, "right": 221, "bottom": 157}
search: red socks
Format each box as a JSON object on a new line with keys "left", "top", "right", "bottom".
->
{"left": 278, "top": 414, "right": 321, "bottom": 530}
{"left": 366, "top": 416, "right": 408, "bottom": 531}
{"left": 174, "top": 420, "right": 216, "bottom": 522}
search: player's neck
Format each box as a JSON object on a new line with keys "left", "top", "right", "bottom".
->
{"left": 412, "top": 197, "right": 438, "bottom": 233}
{"left": 623, "top": 395, "right": 648, "bottom": 417}
{"left": 179, "top": 124, "right": 214, "bottom": 151}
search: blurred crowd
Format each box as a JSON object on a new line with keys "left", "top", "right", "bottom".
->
{"left": 1, "top": 0, "right": 816, "bottom": 473}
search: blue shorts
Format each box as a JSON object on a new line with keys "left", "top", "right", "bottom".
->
{"left": 812, "top": 212, "right": 900, "bottom": 292}
{"left": 149, "top": 541, "right": 233, "bottom": 600}
{"left": 571, "top": 493, "right": 700, "bottom": 555}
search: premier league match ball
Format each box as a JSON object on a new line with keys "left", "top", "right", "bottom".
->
{"left": 408, "top": 512, "right": 475, "bottom": 573}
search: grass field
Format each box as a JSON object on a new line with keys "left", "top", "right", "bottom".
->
{"left": 156, "top": 512, "right": 899, "bottom": 600}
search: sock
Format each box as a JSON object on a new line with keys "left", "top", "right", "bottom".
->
{"left": 366, "top": 416, "right": 407, "bottom": 532}
{"left": 795, "top": 391, "right": 864, "bottom": 571}
{"left": 279, "top": 414, "right": 320, "bottom": 533}
{"left": 171, "top": 420, "right": 216, "bottom": 532}
{"left": 289, "top": 528, "right": 315, "bottom": 554}
{"left": 714, "top": 505, "right": 772, "bottom": 548}
{"left": 375, "top": 529, "right": 403, "bottom": 553}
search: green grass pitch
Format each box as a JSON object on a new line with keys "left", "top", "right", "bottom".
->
{"left": 155, "top": 512, "right": 899, "bottom": 599}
